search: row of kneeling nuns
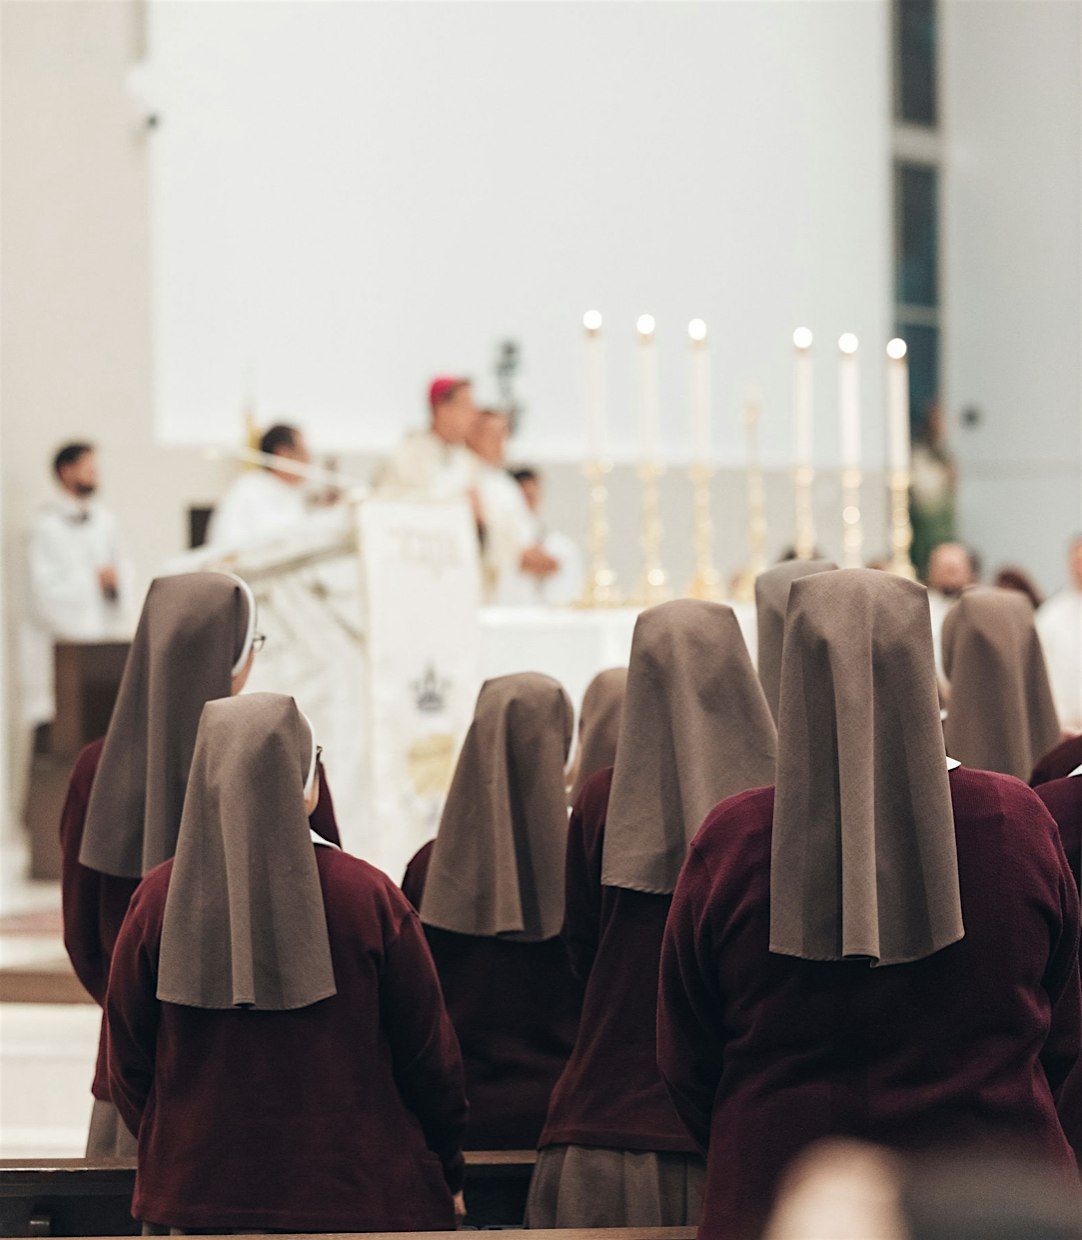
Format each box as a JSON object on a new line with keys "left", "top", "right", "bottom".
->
{"left": 59, "top": 562, "right": 1081, "bottom": 1237}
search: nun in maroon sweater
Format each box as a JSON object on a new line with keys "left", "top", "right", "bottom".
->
{"left": 402, "top": 672, "right": 582, "bottom": 1150}
{"left": 527, "top": 599, "right": 777, "bottom": 1228}
{"left": 659, "top": 570, "right": 1081, "bottom": 1240}
{"left": 59, "top": 572, "right": 340, "bottom": 1158}
{"left": 107, "top": 694, "right": 466, "bottom": 1233}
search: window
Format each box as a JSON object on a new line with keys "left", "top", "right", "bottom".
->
{"left": 894, "top": 0, "right": 938, "bottom": 127}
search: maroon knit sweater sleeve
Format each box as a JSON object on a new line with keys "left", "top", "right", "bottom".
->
{"left": 382, "top": 906, "right": 468, "bottom": 1192}
{"left": 563, "top": 767, "right": 611, "bottom": 982}
{"left": 1039, "top": 809, "right": 1082, "bottom": 1100}
{"left": 658, "top": 813, "right": 732, "bottom": 1154}
{"left": 106, "top": 865, "right": 169, "bottom": 1138}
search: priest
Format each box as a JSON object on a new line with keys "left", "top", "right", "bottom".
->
{"left": 1037, "top": 534, "right": 1082, "bottom": 733}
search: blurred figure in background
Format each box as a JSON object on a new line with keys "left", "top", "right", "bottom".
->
{"left": 21, "top": 442, "right": 131, "bottom": 733}
{"left": 512, "top": 467, "right": 583, "bottom": 606}
{"left": 926, "top": 541, "right": 979, "bottom": 675}
{"left": 995, "top": 566, "right": 1045, "bottom": 611}
{"left": 909, "top": 401, "right": 958, "bottom": 580}
{"left": 375, "top": 377, "right": 481, "bottom": 505}
{"left": 1037, "top": 535, "right": 1082, "bottom": 734}
{"left": 207, "top": 423, "right": 312, "bottom": 551}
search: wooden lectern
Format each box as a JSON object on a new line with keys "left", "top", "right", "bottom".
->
{"left": 23, "top": 642, "right": 131, "bottom": 880}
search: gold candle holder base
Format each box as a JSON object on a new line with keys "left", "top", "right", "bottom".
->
{"left": 686, "top": 463, "right": 724, "bottom": 601}
{"left": 576, "top": 459, "right": 622, "bottom": 608}
{"left": 793, "top": 463, "right": 817, "bottom": 560}
{"left": 637, "top": 461, "right": 669, "bottom": 607}
{"left": 887, "top": 469, "right": 917, "bottom": 580}
{"left": 841, "top": 466, "right": 864, "bottom": 569}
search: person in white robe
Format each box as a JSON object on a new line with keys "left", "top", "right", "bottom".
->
{"left": 21, "top": 442, "right": 132, "bottom": 728}
{"left": 206, "top": 424, "right": 312, "bottom": 552}
{"left": 466, "top": 411, "right": 561, "bottom": 604}
{"left": 926, "top": 541, "right": 979, "bottom": 677}
{"left": 511, "top": 467, "right": 583, "bottom": 607}
{"left": 374, "top": 377, "right": 481, "bottom": 505}
{"left": 1037, "top": 535, "right": 1082, "bottom": 733}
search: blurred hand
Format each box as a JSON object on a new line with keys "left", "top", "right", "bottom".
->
{"left": 466, "top": 488, "right": 484, "bottom": 524}
{"left": 453, "top": 1191, "right": 467, "bottom": 1227}
{"left": 98, "top": 565, "right": 119, "bottom": 598}
{"left": 521, "top": 545, "right": 559, "bottom": 578}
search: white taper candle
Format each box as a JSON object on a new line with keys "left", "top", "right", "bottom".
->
{"left": 886, "top": 338, "right": 911, "bottom": 476}
{"left": 583, "top": 311, "right": 605, "bottom": 461}
{"left": 637, "top": 314, "right": 659, "bottom": 465}
{"left": 838, "top": 333, "right": 860, "bottom": 470}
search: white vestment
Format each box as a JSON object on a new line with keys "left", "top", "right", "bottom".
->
{"left": 374, "top": 430, "right": 479, "bottom": 502}
{"left": 1037, "top": 588, "right": 1082, "bottom": 732}
{"left": 20, "top": 492, "right": 132, "bottom": 725}
{"left": 206, "top": 470, "right": 309, "bottom": 552}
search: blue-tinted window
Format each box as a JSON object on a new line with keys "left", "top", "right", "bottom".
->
{"left": 895, "top": 0, "right": 938, "bottom": 126}
{"left": 896, "top": 320, "right": 939, "bottom": 434}
{"left": 895, "top": 162, "right": 939, "bottom": 308}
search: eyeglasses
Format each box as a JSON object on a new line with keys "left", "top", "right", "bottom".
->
{"left": 252, "top": 632, "right": 267, "bottom": 653}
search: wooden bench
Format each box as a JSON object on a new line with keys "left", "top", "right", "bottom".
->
{"left": 0, "top": 1153, "right": 541, "bottom": 1236}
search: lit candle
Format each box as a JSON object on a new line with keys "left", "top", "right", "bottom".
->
{"left": 792, "top": 327, "right": 814, "bottom": 470}
{"left": 583, "top": 310, "right": 605, "bottom": 461}
{"left": 637, "top": 314, "right": 659, "bottom": 465}
{"left": 838, "top": 333, "right": 860, "bottom": 470}
{"left": 688, "top": 318, "right": 710, "bottom": 464}
{"left": 886, "top": 337, "right": 911, "bottom": 476}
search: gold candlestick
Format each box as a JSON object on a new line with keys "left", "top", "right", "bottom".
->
{"left": 687, "top": 463, "right": 723, "bottom": 599}
{"left": 888, "top": 468, "right": 917, "bottom": 579}
{"left": 793, "top": 464, "right": 817, "bottom": 559}
{"left": 638, "top": 461, "right": 669, "bottom": 605}
{"left": 731, "top": 388, "right": 769, "bottom": 603}
{"left": 578, "top": 458, "right": 621, "bottom": 607}
{"left": 841, "top": 466, "right": 863, "bottom": 568}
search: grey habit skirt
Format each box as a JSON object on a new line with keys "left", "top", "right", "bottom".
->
{"left": 525, "top": 1144, "right": 705, "bottom": 1228}
{"left": 86, "top": 1099, "right": 138, "bottom": 1159}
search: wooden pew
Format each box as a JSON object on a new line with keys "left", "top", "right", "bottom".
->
{"left": 0, "top": 1152, "right": 546, "bottom": 1236}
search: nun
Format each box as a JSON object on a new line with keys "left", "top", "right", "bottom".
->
{"left": 402, "top": 672, "right": 582, "bottom": 1149}
{"left": 568, "top": 667, "right": 627, "bottom": 801}
{"left": 527, "top": 599, "right": 777, "bottom": 1228}
{"left": 59, "top": 571, "right": 339, "bottom": 1158}
{"left": 754, "top": 558, "right": 836, "bottom": 723}
{"left": 107, "top": 693, "right": 467, "bottom": 1232}
{"left": 658, "top": 570, "right": 1081, "bottom": 1240}
{"left": 1033, "top": 735, "right": 1082, "bottom": 787}
{"left": 942, "top": 586, "right": 1062, "bottom": 780}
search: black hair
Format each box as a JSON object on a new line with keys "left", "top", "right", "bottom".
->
{"left": 510, "top": 467, "right": 539, "bottom": 486}
{"left": 259, "top": 424, "right": 300, "bottom": 457}
{"left": 53, "top": 442, "right": 94, "bottom": 477}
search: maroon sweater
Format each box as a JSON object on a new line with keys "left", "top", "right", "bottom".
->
{"left": 402, "top": 841, "right": 582, "bottom": 1149}
{"left": 59, "top": 738, "right": 342, "bottom": 1101}
{"left": 107, "top": 845, "right": 467, "bottom": 1232}
{"left": 659, "top": 769, "right": 1081, "bottom": 1240}
{"left": 539, "top": 766, "right": 697, "bottom": 1154}
{"left": 1033, "top": 736, "right": 1082, "bottom": 787}
{"left": 1037, "top": 775, "right": 1082, "bottom": 1162}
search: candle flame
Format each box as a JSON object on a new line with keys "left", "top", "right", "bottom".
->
{"left": 792, "top": 326, "right": 814, "bottom": 351}
{"left": 637, "top": 314, "right": 656, "bottom": 338}
{"left": 887, "top": 337, "right": 908, "bottom": 360}
{"left": 583, "top": 310, "right": 603, "bottom": 333}
{"left": 838, "top": 332, "right": 859, "bottom": 355}
{"left": 688, "top": 318, "right": 707, "bottom": 342}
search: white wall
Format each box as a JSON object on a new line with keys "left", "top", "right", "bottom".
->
{"left": 147, "top": 0, "right": 893, "bottom": 469}
{"left": 942, "top": 0, "right": 1082, "bottom": 592}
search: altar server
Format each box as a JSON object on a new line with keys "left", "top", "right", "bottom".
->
{"left": 754, "top": 558, "right": 836, "bottom": 723}
{"left": 60, "top": 572, "right": 340, "bottom": 1157}
{"left": 375, "top": 377, "right": 481, "bottom": 503}
{"left": 943, "top": 586, "right": 1061, "bottom": 780}
{"left": 568, "top": 667, "right": 627, "bottom": 801}
{"left": 402, "top": 673, "right": 581, "bottom": 1149}
{"left": 513, "top": 467, "right": 585, "bottom": 607}
{"left": 658, "top": 570, "right": 1080, "bottom": 1240}
{"left": 1037, "top": 535, "right": 1082, "bottom": 733}
{"left": 22, "top": 442, "right": 131, "bottom": 728}
{"left": 108, "top": 694, "right": 467, "bottom": 1233}
{"left": 206, "top": 424, "right": 312, "bottom": 551}
{"left": 527, "top": 600, "right": 776, "bottom": 1229}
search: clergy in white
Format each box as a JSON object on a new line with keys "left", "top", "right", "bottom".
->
{"left": 206, "top": 424, "right": 312, "bottom": 552}
{"left": 21, "top": 443, "right": 132, "bottom": 726}
{"left": 1037, "top": 534, "right": 1082, "bottom": 733}
{"left": 374, "top": 377, "right": 481, "bottom": 504}
{"left": 510, "top": 467, "right": 583, "bottom": 607}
